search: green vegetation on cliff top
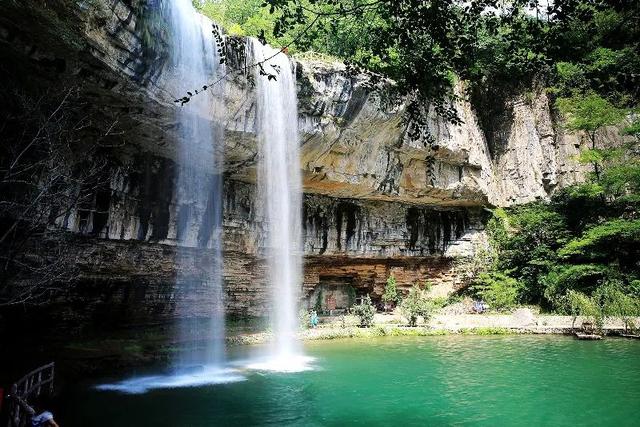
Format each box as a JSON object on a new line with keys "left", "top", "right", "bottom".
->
{"left": 195, "top": 0, "right": 639, "bottom": 127}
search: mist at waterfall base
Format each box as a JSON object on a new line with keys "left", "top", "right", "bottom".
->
{"left": 96, "top": 4, "right": 310, "bottom": 394}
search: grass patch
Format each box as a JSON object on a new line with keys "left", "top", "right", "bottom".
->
{"left": 458, "top": 327, "right": 514, "bottom": 335}
{"left": 300, "top": 326, "right": 452, "bottom": 341}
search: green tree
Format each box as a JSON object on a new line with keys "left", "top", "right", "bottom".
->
{"left": 471, "top": 272, "right": 520, "bottom": 311}
{"left": 542, "top": 264, "right": 612, "bottom": 309}
{"left": 598, "top": 282, "right": 640, "bottom": 333}
{"left": 559, "top": 219, "right": 640, "bottom": 272}
{"left": 189, "top": 1, "right": 639, "bottom": 135}
{"left": 351, "top": 295, "right": 375, "bottom": 327}
{"left": 566, "top": 290, "right": 603, "bottom": 332}
{"left": 492, "top": 204, "right": 569, "bottom": 305}
{"left": 381, "top": 275, "right": 400, "bottom": 310}
{"left": 400, "top": 285, "right": 433, "bottom": 327}
{"left": 556, "top": 93, "right": 624, "bottom": 179}
{"left": 565, "top": 283, "right": 640, "bottom": 334}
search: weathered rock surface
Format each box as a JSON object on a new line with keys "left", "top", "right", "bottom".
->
{"left": 0, "top": 0, "right": 591, "bottom": 208}
{"left": 0, "top": 1, "right": 602, "bottom": 328}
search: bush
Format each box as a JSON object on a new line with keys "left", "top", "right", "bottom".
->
{"left": 381, "top": 275, "right": 400, "bottom": 309}
{"left": 431, "top": 297, "right": 449, "bottom": 309}
{"left": 351, "top": 295, "right": 375, "bottom": 327}
{"left": 565, "top": 290, "right": 602, "bottom": 330}
{"left": 598, "top": 282, "right": 640, "bottom": 333}
{"left": 482, "top": 203, "right": 571, "bottom": 305}
{"left": 559, "top": 219, "right": 640, "bottom": 268}
{"left": 400, "top": 286, "right": 434, "bottom": 327}
{"left": 542, "top": 264, "right": 611, "bottom": 308}
{"left": 471, "top": 272, "right": 520, "bottom": 310}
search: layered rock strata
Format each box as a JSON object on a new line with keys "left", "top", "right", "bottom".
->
{"left": 0, "top": 1, "right": 595, "bottom": 328}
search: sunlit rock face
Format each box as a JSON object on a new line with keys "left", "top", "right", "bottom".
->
{"left": 0, "top": 0, "right": 598, "bottom": 326}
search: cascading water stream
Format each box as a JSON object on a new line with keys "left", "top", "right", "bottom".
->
{"left": 168, "top": 0, "right": 226, "bottom": 373}
{"left": 248, "top": 40, "right": 310, "bottom": 372}
{"left": 96, "top": 0, "right": 242, "bottom": 393}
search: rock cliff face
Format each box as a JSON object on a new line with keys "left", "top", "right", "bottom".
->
{"left": 0, "top": 1, "right": 593, "bottom": 328}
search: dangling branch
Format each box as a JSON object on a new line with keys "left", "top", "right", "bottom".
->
{"left": 174, "top": 14, "right": 321, "bottom": 106}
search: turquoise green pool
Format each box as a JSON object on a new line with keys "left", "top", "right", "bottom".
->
{"left": 60, "top": 335, "right": 640, "bottom": 426}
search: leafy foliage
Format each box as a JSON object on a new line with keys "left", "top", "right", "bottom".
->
{"left": 542, "top": 264, "right": 613, "bottom": 308}
{"left": 400, "top": 285, "right": 434, "bottom": 327}
{"left": 351, "top": 295, "right": 375, "bottom": 327}
{"left": 559, "top": 219, "right": 640, "bottom": 266}
{"left": 487, "top": 203, "right": 569, "bottom": 305}
{"left": 187, "top": 0, "right": 640, "bottom": 317}
{"left": 565, "top": 282, "right": 640, "bottom": 334}
{"left": 381, "top": 275, "right": 400, "bottom": 306}
{"left": 192, "top": 0, "right": 639, "bottom": 130}
{"left": 556, "top": 93, "right": 625, "bottom": 179}
{"left": 566, "top": 289, "right": 604, "bottom": 332}
{"left": 599, "top": 282, "right": 640, "bottom": 332}
{"left": 471, "top": 272, "right": 520, "bottom": 311}
{"left": 485, "top": 134, "right": 640, "bottom": 312}
{"left": 480, "top": 77, "right": 639, "bottom": 312}
{"left": 556, "top": 93, "right": 624, "bottom": 135}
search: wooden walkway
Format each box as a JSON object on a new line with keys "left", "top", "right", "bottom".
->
{"left": 4, "top": 362, "right": 55, "bottom": 427}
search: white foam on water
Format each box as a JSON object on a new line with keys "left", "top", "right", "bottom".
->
{"left": 95, "top": 366, "right": 245, "bottom": 394}
{"left": 246, "top": 355, "right": 316, "bottom": 373}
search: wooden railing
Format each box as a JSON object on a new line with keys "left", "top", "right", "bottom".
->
{"left": 4, "top": 362, "right": 55, "bottom": 427}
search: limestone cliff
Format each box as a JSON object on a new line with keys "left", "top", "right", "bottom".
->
{"left": 0, "top": 1, "right": 594, "bottom": 326}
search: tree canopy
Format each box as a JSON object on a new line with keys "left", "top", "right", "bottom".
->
{"left": 195, "top": 0, "right": 639, "bottom": 129}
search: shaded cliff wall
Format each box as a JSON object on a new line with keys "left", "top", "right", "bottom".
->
{"left": 44, "top": 148, "right": 484, "bottom": 326}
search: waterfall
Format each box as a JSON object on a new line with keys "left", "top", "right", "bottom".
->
{"left": 94, "top": 1, "right": 245, "bottom": 393}
{"left": 249, "top": 40, "right": 309, "bottom": 371}
{"left": 96, "top": 7, "right": 312, "bottom": 393}
{"left": 168, "top": 0, "right": 226, "bottom": 371}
